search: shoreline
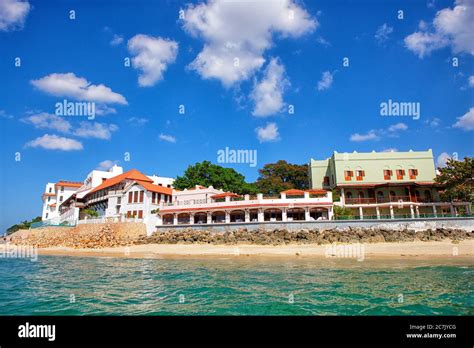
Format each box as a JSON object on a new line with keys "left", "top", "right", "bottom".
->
{"left": 28, "top": 240, "right": 474, "bottom": 261}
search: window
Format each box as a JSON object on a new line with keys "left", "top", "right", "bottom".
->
{"left": 377, "top": 191, "right": 384, "bottom": 201}
{"left": 383, "top": 169, "right": 392, "bottom": 180}
{"left": 59, "top": 196, "right": 63, "bottom": 202}
{"left": 45, "top": 213, "right": 48, "bottom": 219}
{"left": 344, "top": 170, "right": 353, "bottom": 181}
{"left": 356, "top": 170, "right": 365, "bottom": 181}
{"left": 60, "top": 186, "right": 64, "bottom": 192}
{"left": 346, "top": 191, "right": 353, "bottom": 199}
{"left": 139, "top": 191, "right": 144, "bottom": 203}
{"left": 408, "top": 169, "right": 418, "bottom": 179}
{"left": 158, "top": 193, "right": 161, "bottom": 203}
{"left": 396, "top": 169, "right": 405, "bottom": 180}
{"left": 358, "top": 191, "right": 364, "bottom": 198}
{"left": 128, "top": 192, "right": 133, "bottom": 203}
{"left": 48, "top": 187, "right": 52, "bottom": 193}
{"left": 390, "top": 191, "right": 396, "bottom": 198}
{"left": 48, "top": 197, "right": 51, "bottom": 202}
{"left": 127, "top": 211, "right": 131, "bottom": 218}
{"left": 133, "top": 191, "right": 138, "bottom": 203}
{"left": 117, "top": 197, "right": 121, "bottom": 205}
{"left": 138, "top": 210, "right": 143, "bottom": 219}
{"left": 152, "top": 192, "right": 156, "bottom": 204}
{"left": 323, "top": 176, "right": 330, "bottom": 186}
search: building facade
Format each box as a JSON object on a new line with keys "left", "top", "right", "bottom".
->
{"left": 41, "top": 181, "right": 83, "bottom": 221}
{"left": 309, "top": 149, "right": 472, "bottom": 219}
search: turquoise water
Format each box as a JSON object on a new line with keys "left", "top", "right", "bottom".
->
{"left": 0, "top": 255, "right": 473, "bottom": 315}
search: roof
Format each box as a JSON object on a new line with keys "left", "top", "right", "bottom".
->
{"left": 87, "top": 169, "right": 153, "bottom": 195}
{"left": 308, "top": 189, "right": 328, "bottom": 195}
{"left": 281, "top": 189, "right": 305, "bottom": 195}
{"left": 140, "top": 181, "right": 173, "bottom": 195}
{"left": 211, "top": 192, "right": 241, "bottom": 199}
{"left": 55, "top": 181, "right": 83, "bottom": 188}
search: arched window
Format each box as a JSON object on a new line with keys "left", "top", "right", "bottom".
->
{"left": 390, "top": 191, "right": 396, "bottom": 197}
{"left": 377, "top": 191, "right": 384, "bottom": 201}
{"left": 346, "top": 191, "right": 353, "bottom": 199}
{"left": 358, "top": 191, "right": 364, "bottom": 198}
{"left": 424, "top": 190, "right": 432, "bottom": 201}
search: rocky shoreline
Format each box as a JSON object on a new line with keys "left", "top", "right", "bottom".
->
{"left": 136, "top": 227, "right": 474, "bottom": 245}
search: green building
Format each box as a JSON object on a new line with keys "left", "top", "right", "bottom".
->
{"left": 309, "top": 149, "right": 471, "bottom": 219}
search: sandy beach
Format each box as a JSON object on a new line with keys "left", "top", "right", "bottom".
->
{"left": 25, "top": 240, "right": 474, "bottom": 260}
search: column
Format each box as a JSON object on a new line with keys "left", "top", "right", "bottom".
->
{"left": 328, "top": 207, "right": 334, "bottom": 220}
{"left": 304, "top": 192, "right": 310, "bottom": 199}
{"left": 225, "top": 210, "right": 230, "bottom": 223}
{"left": 245, "top": 209, "right": 250, "bottom": 222}
{"left": 450, "top": 204, "right": 455, "bottom": 217}
{"left": 304, "top": 207, "right": 310, "bottom": 221}
{"left": 340, "top": 188, "right": 346, "bottom": 205}
{"left": 257, "top": 193, "right": 263, "bottom": 201}
{"left": 157, "top": 215, "right": 163, "bottom": 226}
{"left": 415, "top": 206, "right": 420, "bottom": 218}
{"left": 410, "top": 205, "right": 415, "bottom": 219}
{"left": 258, "top": 209, "right": 264, "bottom": 222}
{"left": 359, "top": 206, "right": 364, "bottom": 220}
{"left": 282, "top": 208, "right": 287, "bottom": 222}
{"left": 281, "top": 193, "right": 287, "bottom": 200}
{"left": 244, "top": 194, "right": 250, "bottom": 201}
{"left": 467, "top": 204, "right": 472, "bottom": 215}
{"left": 432, "top": 205, "right": 437, "bottom": 218}
{"left": 173, "top": 213, "right": 177, "bottom": 225}
{"left": 376, "top": 206, "right": 381, "bottom": 219}
{"left": 389, "top": 205, "right": 394, "bottom": 219}
{"left": 189, "top": 213, "right": 194, "bottom": 225}
{"left": 207, "top": 212, "right": 212, "bottom": 224}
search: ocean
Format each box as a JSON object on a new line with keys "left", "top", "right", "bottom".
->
{"left": 0, "top": 255, "right": 472, "bottom": 315}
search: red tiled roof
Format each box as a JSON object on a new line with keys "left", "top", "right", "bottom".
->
{"left": 55, "top": 181, "right": 83, "bottom": 188}
{"left": 211, "top": 192, "right": 240, "bottom": 199}
{"left": 140, "top": 181, "right": 173, "bottom": 195}
{"left": 87, "top": 169, "right": 153, "bottom": 195}
{"left": 308, "top": 189, "right": 328, "bottom": 195}
{"left": 281, "top": 189, "right": 305, "bottom": 195}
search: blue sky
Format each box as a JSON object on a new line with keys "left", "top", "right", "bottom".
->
{"left": 0, "top": 0, "right": 473, "bottom": 232}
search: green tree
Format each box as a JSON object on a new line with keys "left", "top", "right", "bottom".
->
{"left": 435, "top": 157, "right": 473, "bottom": 203}
{"left": 83, "top": 209, "right": 99, "bottom": 218}
{"left": 333, "top": 205, "right": 354, "bottom": 219}
{"left": 255, "top": 160, "right": 309, "bottom": 195}
{"left": 6, "top": 216, "right": 42, "bottom": 235}
{"left": 173, "top": 161, "right": 258, "bottom": 195}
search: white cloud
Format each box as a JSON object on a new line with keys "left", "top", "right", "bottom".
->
{"left": 453, "top": 107, "right": 474, "bottom": 130}
{"left": 317, "top": 71, "right": 334, "bottom": 91}
{"left": 469, "top": 75, "right": 474, "bottom": 87}
{"left": 110, "top": 34, "right": 124, "bottom": 46}
{"left": 127, "top": 34, "right": 178, "bottom": 87}
{"left": 388, "top": 122, "right": 408, "bottom": 132}
{"left": 404, "top": 0, "right": 474, "bottom": 58}
{"left": 350, "top": 130, "right": 380, "bottom": 142}
{"left": 159, "top": 134, "right": 176, "bottom": 143}
{"left": 256, "top": 122, "right": 280, "bottom": 142}
{"left": 251, "top": 58, "right": 289, "bottom": 117}
{"left": 350, "top": 123, "right": 408, "bottom": 142}
{"left": 0, "top": 110, "right": 13, "bottom": 119}
{"left": 31, "top": 73, "right": 127, "bottom": 104}
{"left": 382, "top": 148, "right": 398, "bottom": 152}
{"left": 21, "top": 112, "right": 72, "bottom": 133}
{"left": 375, "top": 23, "right": 393, "bottom": 43}
{"left": 97, "top": 160, "right": 119, "bottom": 170}
{"left": 25, "top": 134, "right": 83, "bottom": 151}
{"left": 127, "top": 117, "right": 149, "bottom": 125}
{"left": 436, "top": 152, "right": 451, "bottom": 167}
{"left": 425, "top": 117, "right": 441, "bottom": 127}
{"left": 73, "top": 122, "right": 118, "bottom": 140}
{"left": 0, "top": 0, "right": 30, "bottom": 32}
{"left": 182, "top": 0, "right": 316, "bottom": 87}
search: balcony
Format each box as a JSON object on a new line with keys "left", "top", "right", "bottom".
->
{"left": 345, "top": 195, "right": 437, "bottom": 205}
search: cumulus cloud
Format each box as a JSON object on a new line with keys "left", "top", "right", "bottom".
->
{"left": 256, "top": 122, "right": 280, "bottom": 142}
{"left": 350, "top": 123, "right": 408, "bottom": 142}
{"left": 317, "top": 71, "right": 334, "bottom": 91}
{"left": 375, "top": 23, "right": 393, "bottom": 44}
{"left": 127, "top": 34, "right": 178, "bottom": 87}
{"left": 73, "top": 122, "right": 118, "bottom": 140}
{"left": 159, "top": 134, "right": 176, "bottom": 143}
{"left": 127, "top": 117, "right": 149, "bottom": 126}
{"left": 31, "top": 73, "right": 127, "bottom": 104}
{"left": 97, "top": 159, "right": 119, "bottom": 170}
{"left": 404, "top": 0, "right": 474, "bottom": 58}
{"left": 110, "top": 34, "right": 124, "bottom": 46}
{"left": 182, "top": 0, "right": 316, "bottom": 87}
{"left": 453, "top": 107, "right": 474, "bottom": 130}
{"left": 251, "top": 58, "right": 289, "bottom": 116}
{"left": 0, "top": 0, "right": 30, "bottom": 32}
{"left": 436, "top": 152, "right": 452, "bottom": 167}
{"left": 21, "top": 112, "right": 72, "bottom": 133}
{"left": 25, "top": 134, "right": 83, "bottom": 151}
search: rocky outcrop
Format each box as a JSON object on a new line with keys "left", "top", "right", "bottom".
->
{"left": 136, "top": 227, "right": 474, "bottom": 245}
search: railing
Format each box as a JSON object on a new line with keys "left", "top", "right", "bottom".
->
{"left": 30, "top": 220, "right": 75, "bottom": 229}
{"left": 335, "top": 213, "right": 472, "bottom": 220}
{"left": 345, "top": 196, "right": 437, "bottom": 204}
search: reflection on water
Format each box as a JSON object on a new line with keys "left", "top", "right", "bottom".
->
{"left": 0, "top": 256, "right": 473, "bottom": 315}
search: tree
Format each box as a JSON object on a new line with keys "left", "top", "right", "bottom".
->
{"left": 173, "top": 161, "right": 258, "bottom": 195}
{"left": 435, "top": 157, "right": 473, "bottom": 203}
{"left": 83, "top": 209, "right": 99, "bottom": 218}
{"left": 333, "top": 205, "right": 354, "bottom": 219}
{"left": 6, "top": 216, "right": 42, "bottom": 235}
{"left": 255, "top": 160, "right": 309, "bottom": 195}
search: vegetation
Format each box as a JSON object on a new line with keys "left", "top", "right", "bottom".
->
{"left": 254, "top": 160, "right": 309, "bottom": 195}
{"left": 333, "top": 205, "right": 354, "bottom": 219}
{"left": 173, "top": 161, "right": 258, "bottom": 194}
{"left": 6, "top": 216, "right": 42, "bottom": 235}
{"left": 435, "top": 157, "right": 473, "bottom": 203}
{"left": 83, "top": 209, "right": 99, "bottom": 218}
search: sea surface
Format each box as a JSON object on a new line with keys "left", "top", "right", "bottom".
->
{"left": 0, "top": 255, "right": 473, "bottom": 315}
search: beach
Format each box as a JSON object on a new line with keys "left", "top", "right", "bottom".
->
{"left": 29, "top": 239, "right": 474, "bottom": 260}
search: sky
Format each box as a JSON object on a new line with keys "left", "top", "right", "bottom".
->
{"left": 0, "top": 0, "right": 473, "bottom": 232}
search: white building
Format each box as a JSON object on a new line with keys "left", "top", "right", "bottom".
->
{"left": 41, "top": 181, "right": 82, "bottom": 221}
